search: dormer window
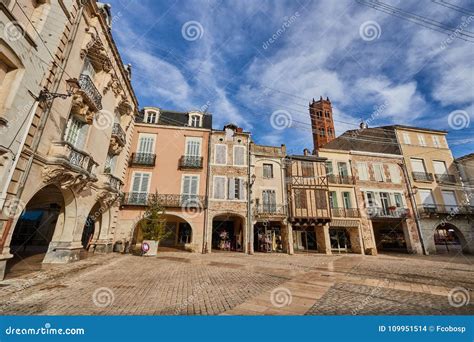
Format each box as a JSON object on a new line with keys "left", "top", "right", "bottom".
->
{"left": 145, "top": 111, "right": 158, "bottom": 124}
{"left": 188, "top": 112, "right": 203, "bottom": 127}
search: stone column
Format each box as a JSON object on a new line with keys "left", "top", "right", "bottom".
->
{"left": 348, "top": 226, "right": 364, "bottom": 254}
{"left": 316, "top": 224, "right": 332, "bottom": 255}
{"left": 285, "top": 221, "right": 294, "bottom": 255}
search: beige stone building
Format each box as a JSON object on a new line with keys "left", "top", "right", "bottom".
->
{"left": 250, "top": 143, "right": 288, "bottom": 253}
{"left": 455, "top": 153, "right": 474, "bottom": 205}
{"left": 206, "top": 124, "right": 250, "bottom": 253}
{"left": 116, "top": 107, "right": 212, "bottom": 253}
{"left": 285, "top": 150, "right": 331, "bottom": 254}
{"left": 0, "top": 1, "right": 138, "bottom": 279}
{"left": 388, "top": 125, "right": 473, "bottom": 254}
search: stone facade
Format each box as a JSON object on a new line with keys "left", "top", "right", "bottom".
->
{"left": 205, "top": 124, "right": 250, "bottom": 253}
{"left": 0, "top": 1, "right": 138, "bottom": 279}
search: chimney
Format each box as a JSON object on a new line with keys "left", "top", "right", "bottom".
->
{"left": 303, "top": 148, "right": 310, "bottom": 156}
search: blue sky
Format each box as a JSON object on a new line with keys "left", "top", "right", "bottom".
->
{"left": 108, "top": 0, "right": 473, "bottom": 157}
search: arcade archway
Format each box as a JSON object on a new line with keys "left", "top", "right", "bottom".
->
{"left": 434, "top": 224, "right": 469, "bottom": 254}
{"left": 212, "top": 214, "right": 245, "bottom": 252}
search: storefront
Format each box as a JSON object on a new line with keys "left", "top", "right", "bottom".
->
{"left": 212, "top": 215, "right": 244, "bottom": 252}
{"left": 292, "top": 226, "right": 318, "bottom": 252}
{"left": 254, "top": 222, "right": 283, "bottom": 253}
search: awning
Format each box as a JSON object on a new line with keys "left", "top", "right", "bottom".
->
{"left": 330, "top": 219, "right": 360, "bottom": 228}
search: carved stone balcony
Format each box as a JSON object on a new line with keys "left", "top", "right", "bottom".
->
{"left": 412, "top": 172, "right": 434, "bottom": 182}
{"left": 44, "top": 141, "right": 98, "bottom": 191}
{"left": 103, "top": 173, "right": 123, "bottom": 193}
{"left": 69, "top": 74, "right": 103, "bottom": 124}
{"left": 109, "top": 123, "right": 126, "bottom": 155}
{"left": 434, "top": 173, "right": 457, "bottom": 184}
{"left": 179, "top": 156, "right": 203, "bottom": 169}
{"left": 130, "top": 153, "right": 156, "bottom": 166}
{"left": 331, "top": 207, "right": 360, "bottom": 218}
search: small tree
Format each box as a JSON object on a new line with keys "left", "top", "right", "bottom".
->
{"left": 140, "top": 192, "right": 170, "bottom": 244}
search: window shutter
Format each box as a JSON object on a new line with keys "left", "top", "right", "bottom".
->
{"left": 141, "top": 174, "right": 149, "bottom": 193}
{"left": 228, "top": 177, "right": 235, "bottom": 200}
{"left": 214, "top": 177, "right": 225, "bottom": 199}
{"left": 234, "top": 146, "right": 245, "bottom": 165}
{"left": 132, "top": 174, "right": 141, "bottom": 193}
{"left": 239, "top": 178, "right": 244, "bottom": 200}
{"left": 215, "top": 145, "right": 226, "bottom": 164}
{"left": 183, "top": 176, "right": 191, "bottom": 195}
{"left": 191, "top": 176, "right": 198, "bottom": 195}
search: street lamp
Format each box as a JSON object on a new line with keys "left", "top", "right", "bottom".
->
{"left": 37, "top": 78, "right": 80, "bottom": 102}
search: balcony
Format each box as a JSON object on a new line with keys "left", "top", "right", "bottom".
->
{"left": 179, "top": 156, "right": 203, "bottom": 169}
{"left": 435, "top": 173, "right": 457, "bottom": 184}
{"left": 121, "top": 193, "right": 206, "bottom": 208}
{"left": 327, "top": 175, "right": 355, "bottom": 185}
{"left": 331, "top": 207, "right": 360, "bottom": 218}
{"left": 77, "top": 74, "right": 102, "bottom": 111}
{"left": 49, "top": 141, "right": 97, "bottom": 175}
{"left": 254, "top": 204, "right": 287, "bottom": 218}
{"left": 104, "top": 173, "right": 123, "bottom": 193}
{"left": 111, "top": 123, "right": 126, "bottom": 146}
{"left": 412, "top": 171, "right": 434, "bottom": 182}
{"left": 368, "top": 207, "right": 409, "bottom": 219}
{"left": 418, "top": 204, "right": 471, "bottom": 216}
{"left": 130, "top": 153, "right": 156, "bottom": 166}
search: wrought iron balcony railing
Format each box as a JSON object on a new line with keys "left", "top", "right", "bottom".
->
{"left": 254, "top": 204, "right": 287, "bottom": 217}
{"left": 434, "top": 173, "right": 457, "bottom": 184}
{"left": 130, "top": 153, "right": 156, "bottom": 166}
{"left": 50, "top": 141, "right": 97, "bottom": 175}
{"left": 418, "top": 204, "right": 471, "bottom": 216}
{"left": 412, "top": 171, "right": 434, "bottom": 182}
{"left": 367, "top": 206, "right": 409, "bottom": 219}
{"left": 77, "top": 74, "right": 102, "bottom": 111}
{"left": 121, "top": 193, "right": 206, "bottom": 208}
{"left": 331, "top": 207, "right": 360, "bottom": 218}
{"left": 104, "top": 173, "right": 123, "bottom": 192}
{"left": 111, "top": 123, "right": 126, "bottom": 146}
{"left": 179, "top": 155, "right": 203, "bottom": 169}
{"left": 327, "top": 175, "right": 355, "bottom": 184}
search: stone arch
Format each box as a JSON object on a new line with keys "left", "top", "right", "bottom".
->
{"left": 211, "top": 212, "right": 246, "bottom": 252}
{"left": 434, "top": 223, "right": 470, "bottom": 254}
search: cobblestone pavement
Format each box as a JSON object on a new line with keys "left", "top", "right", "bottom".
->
{"left": 0, "top": 252, "right": 472, "bottom": 315}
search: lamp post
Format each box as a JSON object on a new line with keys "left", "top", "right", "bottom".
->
{"left": 37, "top": 78, "right": 79, "bottom": 102}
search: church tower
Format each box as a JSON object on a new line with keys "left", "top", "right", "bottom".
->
{"left": 309, "top": 96, "right": 335, "bottom": 152}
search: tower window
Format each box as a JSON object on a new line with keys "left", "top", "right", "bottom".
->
{"left": 319, "top": 128, "right": 326, "bottom": 137}
{"left": 317, "top": 111, "right": 323, "bottom": 118}
{"left": 325, "top": 110, "right": 330, "bottom": 118}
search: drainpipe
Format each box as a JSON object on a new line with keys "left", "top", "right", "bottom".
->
{"left": 202, "top": 131, "right": 211, "bottom": 254}
{"left": 0, "top": 5, "right": 84, "bottom": 251}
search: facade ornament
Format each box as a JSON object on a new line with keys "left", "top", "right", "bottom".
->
{"left": 42, "top": 167, "right": 92, "bottom": 193}
{"left": 109, "top": 137, "right": 124, "bottom": 155}
{"left": 70, "top": 94, "right": 95, "bottom": 124}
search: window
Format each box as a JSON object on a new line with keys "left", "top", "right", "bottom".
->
{"left": 432, "top": 135, "right": 441, "bottom": 148}
{"left": 263, "top": 164, "right": 273, "bottom": 178}
{"left": 138, "top": 134, "right": 155, "bottom": 153}
{"left": 233, "top": 146, "right": 246, "bottom": 165}
{"left": 319, "top": 128, "right": 325, "bottom": 137}
{"left": 388, "top": 164, "right": 401, "bottom": 183}
{"left": 419, "top": 189, "right": 435, "bottom": 208}
{"left": 228, "top": 177, "right": 244, "bottom": 200}
{"left": 104, "top": 153, "right": 117, "bottom": 173}
{"left": 342, "top": 192, "right": 351, "bottom": 208}
{"left": 403, "top": 132, "right": 411, "bottom": 145}
{"left": 185, "top": 137, "right": 201, "bottom": 156}
{"left": 145, "top": 111, "right": 158, "bottom": 124}
{"left": 81, "top": 57, "right": 96, "bottom": 78}
{"left": 325, "top": 161, "right": 333, "bottom": 175}
{"left": 433, "top": 160, "right": 448, "bottom": 175}
{"left": 410, "top": 158, "right": 426, "bottom": 173}
{"left": 301, "top": 161, "right": 314, "bottom": 177}
{"left": 325, "top": 110, "right": 330, "bottom": 118}
{"left": 329, "top": 191, "right": 338, "bottom": 208}
{"left": 418, "top": 134, "right": 426, "bottom": 146}
{"left": 182, "top": 175, "right": 199, "bottom": 202}
{"left": 315, "top": 189, "right": 327, "bottom": 209}
{"left": 213, "top": 176, "right": 226, "bottom": 199}
{"left": 373, "top": 164, "right": 385, "bottom": 182}
{"left": 394, "top": 193, "right": 403, "bottom": 208}
{"left": 189, "top": 115, "right": 201, "bottom": 127}
{"left": 357, "top": 162, "right": 369, "bottom": 181}
{"left": 65, "top": 116, "right": 88, "bottom": 149}
{"left": 441, "top": 190, "right": 457, "bottom": 210}
{"left": 337, "top": 162, "right": 348, "bottom": 177}
{"left": 130, "top": 172, "right": 150, "bottom": 204}
{"left": 214, "top": 144, "right": 227, "bottom": 165}
{"left": 294, "top": 189, "right": 307, "bottom": 209}
{"left": 317, "top": 111, "right": 323, "bottom": 118}
{"left": 365, "top": 191, "right": 376, "bottom": 207}
{"left": 262, "top": 190, "right": 276, "bottom": 212}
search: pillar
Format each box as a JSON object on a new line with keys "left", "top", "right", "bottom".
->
{"left": 316, "top": 224, "right": 331, "bottom": 254}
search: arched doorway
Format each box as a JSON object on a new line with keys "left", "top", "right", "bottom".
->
{"left": 81, "top": 202, "right": 102, "bottom": 252}
{"left": 212, "top": 214, "right": 245, "bottom": 252}
{"left": 7, "top": 185, "right": 64, "bottom": 276}
{"left": 130, "top": 214, "right": 193, "bottom": 254}
{"left": 434, "top": 224, "right": 468, "bottom": 254}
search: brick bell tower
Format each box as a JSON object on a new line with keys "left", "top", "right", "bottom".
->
{"left": 309, "top": 96, "right": 335, "bottom": 152}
